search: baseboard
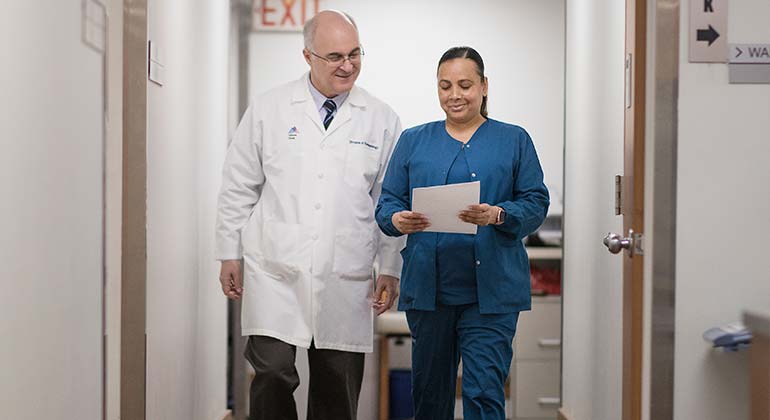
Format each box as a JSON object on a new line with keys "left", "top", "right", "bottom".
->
{"left": 220, "top": 409, "right": 233, "bottom": 420}
{"left": 558, "top": 407, "right": 571, "bottom": 420}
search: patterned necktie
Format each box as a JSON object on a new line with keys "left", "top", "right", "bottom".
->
{"left": 322, "top": 99, "right": 337, "bottom": 129}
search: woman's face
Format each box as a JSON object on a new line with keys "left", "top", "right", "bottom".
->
{"left": 437, "top": 58, "right": 488, "bottom": 125}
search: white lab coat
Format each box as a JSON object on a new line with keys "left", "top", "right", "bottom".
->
{"left": 216, "top": 74, "right": 404, "bottom": 352}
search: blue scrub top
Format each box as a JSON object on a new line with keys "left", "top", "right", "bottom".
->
{"left": 436, "top": 128, "right": 479, "bottom": 305}
{"left": 376, "top": 119, "right": 550, "bottom": 314}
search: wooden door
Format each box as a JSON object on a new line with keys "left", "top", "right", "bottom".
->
{"left": 622, "top": 0, "right": 646, "bottom": 419}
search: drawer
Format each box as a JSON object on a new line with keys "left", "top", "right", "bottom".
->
{"left": 514, "top": 299, "right": 561, "bottom": 360}
{"left": 515, "top": 360, "right": 561, "bottom": 419}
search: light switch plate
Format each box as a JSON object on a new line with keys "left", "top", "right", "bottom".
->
{"left": 85, "top": 0, "right": 106, "bottom": 26}
{"left": 149, "top": 40, "right": 164, "bottom": 65}
{"left": 149, "top": 61, "right": 165, "bottom": 86}
{"left": 81, "top": 0, "right": 106, "bottom": 53}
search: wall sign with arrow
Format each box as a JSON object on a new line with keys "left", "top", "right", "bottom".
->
{"left": 689, "top": 0, "right": 728, "bottom": 63}
{"left": 697, "top": 25, "right": 720, "bottom": 47}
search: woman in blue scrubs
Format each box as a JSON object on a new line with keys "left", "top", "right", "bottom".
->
{"left": 375, "top": 46, "right": 550, "bottom": 420}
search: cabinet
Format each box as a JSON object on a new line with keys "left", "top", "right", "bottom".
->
{"left": 510, "top": 295, "right": 561, "bottom": 420}
{"left": 509, "top": 247, "right": 562, "bottom": 420}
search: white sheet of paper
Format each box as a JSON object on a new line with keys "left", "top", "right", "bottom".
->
{"left": 411, "top": 181, "right": 480, "bottom": 234}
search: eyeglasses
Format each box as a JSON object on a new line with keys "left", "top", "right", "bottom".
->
{"left": 309, "top": 48, "right": 365, "bottom": 67}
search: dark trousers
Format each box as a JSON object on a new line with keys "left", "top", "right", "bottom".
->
{"left": 406, "top": 304, "right": 519, "bottom": 420}
{"left": 244, "top": 335, "right": 365, "bottom": 420}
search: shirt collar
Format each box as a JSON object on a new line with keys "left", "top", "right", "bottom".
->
{"left": 307, "top": 76, "right": 349, "bottom": 113}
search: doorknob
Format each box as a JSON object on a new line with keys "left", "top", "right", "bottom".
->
{"left": 603, "top": 232, "right": 631, "bottom": 254}
{"left": 603, "top": 229, "right": 644, "bottom": 256}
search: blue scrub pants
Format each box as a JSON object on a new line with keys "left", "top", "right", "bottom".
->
{"left": 406, "top": 304, "right": 519, "bottom": 420}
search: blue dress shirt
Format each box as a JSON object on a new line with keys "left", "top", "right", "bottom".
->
{"left": 307, "top": 77, "right": 348, "bottom": 122}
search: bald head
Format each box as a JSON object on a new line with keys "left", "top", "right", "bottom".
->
{"left": 303, "top": 10, "right": 358, "bottom": 51}
{"left": 302, "top": 10, "right": 362, "bottom": 97}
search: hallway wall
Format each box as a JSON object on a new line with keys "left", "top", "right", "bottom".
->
{"left": 145, "top": 0, "right": 230, "bottom": 419}
{"left": 673, "top": 1, "right": 770, "bottom": 419}
{"left": 561, "top": 0, "right": 626, "bottom": 419}
{"left": 0, "top": 1, "right": 106, "bottom": 418}
{"left": 105, "top": 1, "right": 123, "bottom": 420}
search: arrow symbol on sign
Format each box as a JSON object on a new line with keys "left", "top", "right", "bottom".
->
{"left": 735, "top": 47, "right": 743, "bottom": 58}
{"left": 697, "top": 25, "right": 720, "bottom": 46}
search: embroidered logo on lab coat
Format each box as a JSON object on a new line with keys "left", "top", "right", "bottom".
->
{"left": 288, "top": 126, "right": 299, "bottom": 140}
{"left": 349, "top": 140, "right": 378, "bottom": 150}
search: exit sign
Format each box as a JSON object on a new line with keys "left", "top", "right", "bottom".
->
{"left": 253, "top": 0, "right": 321, "bottom": 32}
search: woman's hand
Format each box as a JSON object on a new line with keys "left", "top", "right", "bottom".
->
{"left": 459, "top": 203, "right": 500, "bottom": 226}
{"left": 392, "top": 211, "right": 431, "bottom": 234}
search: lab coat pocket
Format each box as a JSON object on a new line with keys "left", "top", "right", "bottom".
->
{"left": 344, "top": 145, "right": 380, "bottom": 191}
{"left": 333, "top": 229, "right": 376, "bottom": 280}
{"left": 258, "top": 220, "right": 305, "bottom": 279}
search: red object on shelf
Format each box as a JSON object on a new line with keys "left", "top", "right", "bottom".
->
{"left": 530, "top": 267, "right": 561, "bottom": 295}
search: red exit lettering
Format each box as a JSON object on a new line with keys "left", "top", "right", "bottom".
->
{"left": 255, "top": 0, "right": 320, "bottom": 31}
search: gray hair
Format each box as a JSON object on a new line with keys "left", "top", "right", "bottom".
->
{"left": 303, "top": 11, "right": 358, "bottom": 50}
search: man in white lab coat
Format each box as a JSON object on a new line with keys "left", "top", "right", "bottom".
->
{"left": 215, "top": 10, "right": 404, "bottom": 420}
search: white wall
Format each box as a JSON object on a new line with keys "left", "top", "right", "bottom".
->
{"left": 674, "top": 1, "right": 770, "bottom": 419}
{"left": 145, "top": 0, "right": 229, "bottom": 419}
{"left": 194, "top": 2, "right": 231, "bottom": 418}
{"left": 0, "top": 1, "right": 105, "bottom": 418}
{"left": 561, "top": 1, "right": 625, "bottom": 420}
{"left": 105, "top": 1, "right": 123, "bottom": 419}
{"left": 249, "top": 0, "right": 566, "bottom": 213}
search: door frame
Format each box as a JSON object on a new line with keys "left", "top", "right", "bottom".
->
{"left": 228, "top": 1, "right": 252, "bottom": 418}
{"left": 624, "top": 0, "right": 681, "bottom": 419}
{"left": 645, "top": 0, "right": 679, "bottom": 419}
{"left": 121, "top": 0, "right": 149, "bottom": 418}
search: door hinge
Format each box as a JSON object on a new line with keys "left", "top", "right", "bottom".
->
{"left": 615, "top": 175, "right": 624, "bottom": 215}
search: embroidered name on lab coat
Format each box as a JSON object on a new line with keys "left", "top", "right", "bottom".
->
{"left": 349, "top": 140, "right": 378, "bottom": 150}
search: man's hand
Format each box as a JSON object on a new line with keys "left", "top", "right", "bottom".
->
{"left": 219, "top": 260, "right": 243, "bottom": 300}
{"left": 372, "top": 274, "right": 399, "bottom": 315}
{"left": 458, "top": 203, "right": 500, "bottom": 226}
{"left": 392, "top": 211, "right": 430, "bottom": 234}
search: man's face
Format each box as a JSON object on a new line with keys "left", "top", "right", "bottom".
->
{"left": 304, "top": 21, "right": 361, "bottom": 97}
